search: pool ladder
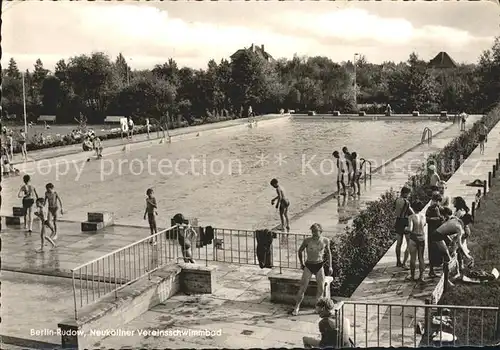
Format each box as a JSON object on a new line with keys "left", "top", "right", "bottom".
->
{"left": 421, "top": 127, "right": 433, "bottom": 145}
{"left": 359, "top": 158, "right": 372, "bottom": 181}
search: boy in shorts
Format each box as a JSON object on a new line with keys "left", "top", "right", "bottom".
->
{"left": 144, "top": 188, "right": 158, "bottom": 244}
{"left": 270, "top": 178, "right": 290, "bottom": 232}
{"left": 44, "top": 183, "right": 63, "bottom": 239}
{"left": 34, "top": 198, "right": 56, "bottom": 253}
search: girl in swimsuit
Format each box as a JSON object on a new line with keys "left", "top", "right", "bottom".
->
{"left": 17, "top": 174, "right": 38, "bottom": 233}
{"left": 405, "top": 201, "right": 426, "bottom": 282}
{"left": 34, "top": 198, "right": 56, "bottom": 252}
{"left": 453, "top": 196, "right": 473, "bottom": 270}
{"left": 293, "top": 223, "right": 333, "bottom": 316}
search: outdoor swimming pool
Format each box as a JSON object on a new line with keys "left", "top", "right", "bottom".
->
{"left": 2, "top": 118, "right": 448, "bottom": 229}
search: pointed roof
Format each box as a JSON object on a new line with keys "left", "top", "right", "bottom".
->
{"left": 428, "top": 52, "right": 457, "bottom": 69}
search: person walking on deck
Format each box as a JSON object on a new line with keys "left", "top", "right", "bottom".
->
{"left": 292, "top": 223, "right": 332, "bottom": 316}
{"left": 270, "top": 178, "right": 290, "bottom": 232}
{"left": 478, "top": 120, "right": 488, "bottom": 155}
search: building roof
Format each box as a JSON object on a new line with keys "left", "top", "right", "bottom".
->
{"left": 230, "top": 44, "right": 274, "bottom": 62}
{"left": 428, "top": 52, "right": 458, "bottom": 69}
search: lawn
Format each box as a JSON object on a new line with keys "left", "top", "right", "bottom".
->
{"left": 440, "top": 177, "right": 500, "bottom": 346}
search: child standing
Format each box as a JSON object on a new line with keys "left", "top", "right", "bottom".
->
{"left": 34, "top": 198, "right": 56, "bottom": 253}
{"left": 93, "top": 136, "right": 103, "bottom": 159}
{"left": 44, "top": 183, "right": 63, "bottom": 239}
{"left": 270, "top": 178, "right": 290, "bottom": 232}
{"left": 19, "top": 129, "right": 27, "bottom": 161}
{"left": 143, "top": 188, "right": 158, "bottom": 244}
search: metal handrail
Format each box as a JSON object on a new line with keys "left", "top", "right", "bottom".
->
{"left": 336, "top": 300, "right": 500, "bottom": 347}
{"left": 422, "top": 127, "right": 433, "bottom": 145}
{"left": 359, "top": 158, "right": 372, "bottom": 180}
{"left": 71, "top": 225, "right": 179, "bottom": 320}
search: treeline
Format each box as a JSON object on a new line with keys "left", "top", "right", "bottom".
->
{"left": 2, "top": 37, "right": 499, "bottom": 124}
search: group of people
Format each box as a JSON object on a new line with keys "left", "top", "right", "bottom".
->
{"left": 332, "top": 147, "right": 362, "bottom": 197}
{"left": 1, "top": 126, "right": 28, "bottom": 163}
{"left": 82, "top": 130, "right": 103, "bottom": 160}
{"left": 17, "top": 174, "right": 64, "bottom": 253}
{"left": 394, "top": 178, "right": 474, "bottom": 286}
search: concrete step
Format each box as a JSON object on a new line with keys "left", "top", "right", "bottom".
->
{"left": 87, "top": 211, "right": 114, "bottom": 224}
{"left": 12, "top": 207, "right": 24, "bottom": 217}
{"left": 81, "top": 221, "right": 105, "bottom": 232}
{"left": 5, "top": 216, "right": 22, "bottom": 226}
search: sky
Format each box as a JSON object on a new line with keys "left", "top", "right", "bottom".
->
{"left": 2, "top": 1, "right": 499, "bottom": 72}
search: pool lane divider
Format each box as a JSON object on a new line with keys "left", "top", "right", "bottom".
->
{"left": 273, "top": 122, "right": 456, "bottom": 230}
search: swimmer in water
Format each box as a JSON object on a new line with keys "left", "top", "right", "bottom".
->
{"left": 270, "top": 178, "right": 290, "bottom": 232}
{"left": 293, "top": 223, "right": 333, "bottom": 316}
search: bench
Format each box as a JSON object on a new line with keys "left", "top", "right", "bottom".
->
{"left": 332, "top": 111, "right": 341, "bottom": 116}
{"left": 81, "top": 212, "right": 114, "bottom": 232}
{"left": 358, "top": 111, "right": 366, "bottom": 116}
{"left": 413, "top": 111, "right": 420, "bottom": 117}
{"left": 268, "top": 269, "right": 333, "bottom": 307}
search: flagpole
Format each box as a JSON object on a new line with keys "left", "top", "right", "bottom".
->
{"left": 22, "top": 72, "right": 27, "bottom": 136}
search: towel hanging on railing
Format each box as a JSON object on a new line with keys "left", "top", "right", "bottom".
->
{"left": 255, "top": 229, "right": 274, "bottom": 268}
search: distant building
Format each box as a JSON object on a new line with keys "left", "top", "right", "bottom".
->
{"left": 428, "top": 52, "right": 458, "bottom": 69}
{"left": 230, "top": 44, "right": 274, "bottom": 62}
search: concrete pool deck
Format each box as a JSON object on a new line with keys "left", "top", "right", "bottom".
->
{"left": 9, "top": 114, "right": 289, "bottom": 166}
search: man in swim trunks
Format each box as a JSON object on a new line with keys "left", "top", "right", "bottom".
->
{"left": 478, "top": 120, "right": 487, "bottom": 155}
{"left": 293, "top": 223, "right": 333, "bottom": 316}
{"left": 270, "top": 178, "right": 290, "bottom": 232}
{"left": 332, "top": 151, "right": 346, "bottom": 196}
{"left": 394, "top": 186, "right": 413, "bottom": 268}
{"left": 342, "top": 147, "right": 352, "bottom": 186}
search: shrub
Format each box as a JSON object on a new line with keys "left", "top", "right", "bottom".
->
{"left": 331, "top": 106, "right": 500, "bottom": 296}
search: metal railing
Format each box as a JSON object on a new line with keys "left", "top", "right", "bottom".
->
{"left": 421, "top": 127, "right": 433, "bottom": 145}
{"left": 71, "top": 225, "right": 182, "bottom": 320}
{"left": 71, "top": 225, "right": 336, "bottom": 319}
{"left": 333, "top": 301, "right": 499, "bottom": 347}
{"left": 359, "top": 158, "right": 372, "bottom": 180}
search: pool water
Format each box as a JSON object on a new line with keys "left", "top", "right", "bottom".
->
{"left": 2, "top": 119, "right": 447, "bottom": 229}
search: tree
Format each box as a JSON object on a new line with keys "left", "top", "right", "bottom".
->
{"left": 6, "top": 58, "right": 21, "bottom": 79}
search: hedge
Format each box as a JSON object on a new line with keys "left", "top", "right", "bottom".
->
{"left": 330, "top": 106, "right": 500, "bottom": 297}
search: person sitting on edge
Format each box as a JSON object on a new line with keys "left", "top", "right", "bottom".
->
{"left": 270, "top": 178, "right": 290, "bottom": 232}
{"left": 405, "top": 200, "right": 426, "bottom": 282}
{"left": 173, "top": 213, "right": 197, "bottom": 264}
{"left": 394, "top": 186, "right": 414, "bottom": 269}
{"left": 292, "top": 223, "right": 332, "bottom": 316}
{"left": 332, "top": 151, "right": 346, "bottom": 196}
{"left": 303, "top": 297, "right": 353, "bottom": 349}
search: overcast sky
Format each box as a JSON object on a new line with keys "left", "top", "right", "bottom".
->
{"left": 3, "top": 1, "right": 499, "bottom": 72}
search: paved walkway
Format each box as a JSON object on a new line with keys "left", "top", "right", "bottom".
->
{"left": 346, "top": 118, "right": 500, "bottom": 347}
{"left": 290, "top": 116, "right": 480, "bottom": 232}
{"left": 9, "top": 114, "right": 287, "bottom": 166}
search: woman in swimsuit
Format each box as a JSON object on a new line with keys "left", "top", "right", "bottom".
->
{"left": 453, "top": 197, "right": 473, "bottom": 270}
{"left": 405, "top": 201, "right": 426, "bottom": 282}
{"left": 17, "top": 174, "right": 38, "bottom": 233}
{"left": 293, "top": 223, "right": 333, "bottom": 316}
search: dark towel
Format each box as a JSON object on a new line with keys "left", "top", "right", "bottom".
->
{"left": 197, "top": 227, "right": 206, "bottom": 248}
{"left": 205, "top": 226, "right": 214, "bottom": 245}
{"left": 255, "top": 229, "right": 274, "bottom": 268}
